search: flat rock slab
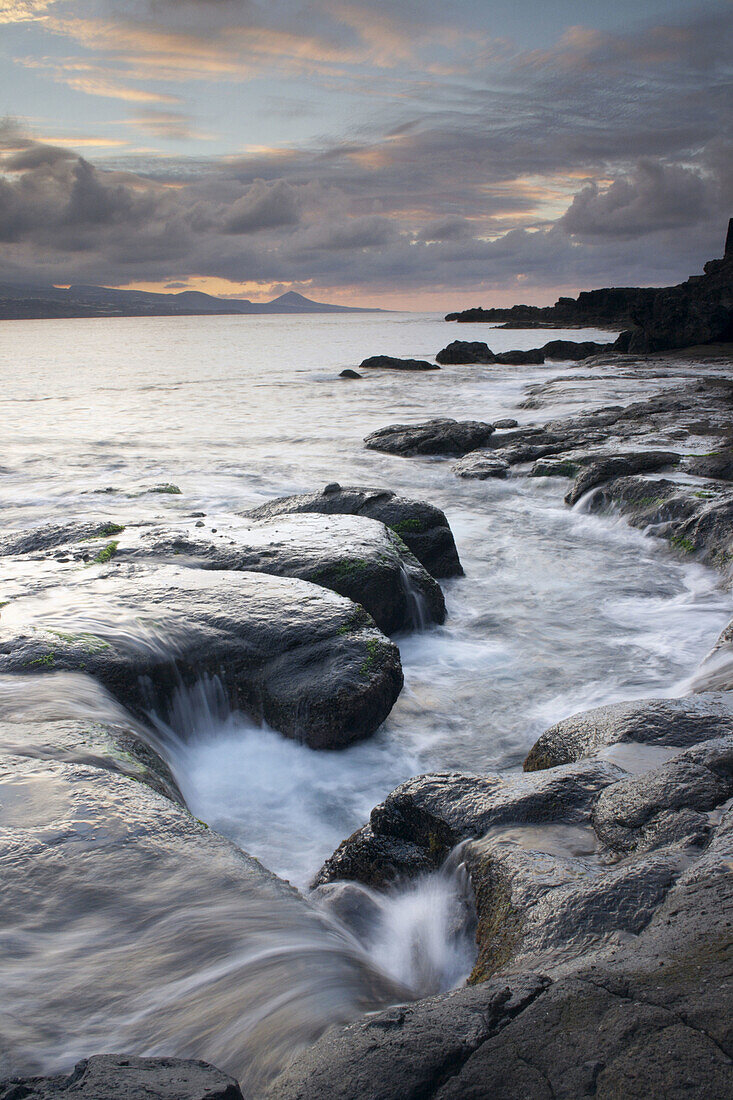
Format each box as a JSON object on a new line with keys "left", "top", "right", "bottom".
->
{"left": 452, "top": 452, "right": 509, "bottom": 480}
{"left": 524, "top": 694, "right": 733, "bottom": 771}
{"left": 67, "top": 514, "right": 446, "bottom": 637}
{"left": 244, "top": 484, "right": 463, "bottom": 579}
{"left": 0, "top": 1056, "right": 243, "bottom": 1100}
{"left": 358, "top": 355, "right": 438, "bottom": 371}
{"left": 364, "top": 418, "right": 495, "bottom": 457}
{"left": 0, "top": 565, "right": 403, "bottom": 749}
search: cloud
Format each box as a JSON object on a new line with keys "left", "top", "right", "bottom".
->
{"left": 223, "top": 179, "right": 299, "bottom": 233}
{"left": 1, "top": 4, "right": 731, "bottom": 303}
{"left": 559, "top": 161, "right": 716, "bottom": 240}
{"left": 0, "top": 0, "right": 58, "bottom": 23}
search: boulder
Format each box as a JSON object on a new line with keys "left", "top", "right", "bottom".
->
{"left": 564, "top": 451, "right": 681, "bottom": 506}
{"left": 524, "top": 694, "right": 733, "bottom": 771}
{"left": 0, "top": 1056, "right": 243, "bottom": 1100}
{"left": 435, "top": 341, "right": 495, "bottom": 365}
{"left": 339, "top": 369, "right": 362, "bottom": 379}
{"left": 492, "top": 418, "right": 518, "bottom": 429}
{"left": 69, "top": 514, "right": 446, "bottom": 637}
{"left": 540, "top": 339, "right": 607, "bottom": 360}
{"left": 0, "top": 565, "right": 403, "bottom": 750}
{"left": 452, "top": 453, "right": 509, "bottom": 480}
{"left": 592, "top": 737, "right": 733, "bottom": 854}
{"left": 364, "top": 418, "right": 494, "bottom": 458}
{"left": 313, "top": 761, "right": 623, "bottom": 888}
{"left": 244, "top": 484, "right": 463, "bottom": 579}
{"left": 494, "top": 348, "right": 545, "bottom": 365}
{"left": 358, "top": 355, "right": 439, "bottom": 372}
{"left": 0, "top": 520, "right": 126, "bottom": 557}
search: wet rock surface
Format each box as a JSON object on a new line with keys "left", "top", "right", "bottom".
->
{"left": 244, "top": 483, "right": 462, "bottom": 578}
{"left": 66, "top": 513, "right": 446, "bottom": 637}
{"left": 0, "top": 1056, "right": 244, "bottom": 1100}
{"left": 0, "top": 565, "right": 403, "bottom": 750}
{"left": 364, "top": 418, "right": 495, "bottom": 457}
{"left": 564, "top": 450, "right": 681, "bottom": 505}
{"left": 452, "top": 453, "right": 509, "bottom": 480}
{"left": 287, "top": 677, "right": 733, "bottom": 1099}
{"left": 524, "top": 694, "right": 733, "bottom": 771}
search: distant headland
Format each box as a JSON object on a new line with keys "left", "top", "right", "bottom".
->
{"left": 0, "top": 284, "right": 385, "bottom": 321}
{"left": 447, "top": 217, "right": 733, "bottom": 354}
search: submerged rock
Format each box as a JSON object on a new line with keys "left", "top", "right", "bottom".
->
{"left": 0, "top": 1056, "right": 244, "bottom": 1100}
{"left": 77, "top": 514, "right": 446, "bottom": 637}
{"left": 0, "top": 520, "right": 126, "bottom": 557}
{"left": 339, "top": 369, "right": 362, "bottom": 379}
{"left": 452, "top": 452, "right": 509, "bottom": 480}
{"left": 0, "top": 566, "right": 403, "bottom": 750}
{"left": 358, "top": 355, "right": 438, "bottom": 372}
{"left": 524, "top": 694, "right": 733, "bottom": 771}
{"left": 435, "top": 340, "right": 495, "bottom": 364}
{"left": 244, "top": 484, "right": 463, "bottom": 578}
{"left": 364, "top": 418, "right": 494, "bottom": 458}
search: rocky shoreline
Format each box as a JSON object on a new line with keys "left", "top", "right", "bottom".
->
{"left": 2, "top": 309, "right": 732, "bottom": 1094}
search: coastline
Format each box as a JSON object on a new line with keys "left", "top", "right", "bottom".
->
{"left": 1, "top": 330, "right": 732, "bottom": 1098}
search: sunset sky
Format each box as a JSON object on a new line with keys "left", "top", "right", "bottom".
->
{"left": 0, "top": 0, "right": 730, "bottom": 309}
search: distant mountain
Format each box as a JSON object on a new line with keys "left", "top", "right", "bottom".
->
{"left": 0, "top": 282, "right": 385, "bottom": 320}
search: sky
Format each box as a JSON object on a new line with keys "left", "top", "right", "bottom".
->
{"left": 0, "top": 0, "right": 731, "bottom": 309}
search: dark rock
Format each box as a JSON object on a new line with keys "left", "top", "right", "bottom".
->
{"left": 592, "top": 737, "right": 733, "bottom": 854}
{"left": 78, "top": 514, "right": 446, "bottom": 637}
{"left": 445, "top": 286, "right": 658, "bottom": 327}
{"left": 0, "top": 1055, "right": 243, "bottom": 1100}
{"left": 435, "top": 341, "right": 495, "bottom": 365}
{"left": 564, "top": 450, "right": 681, "bottom": 505}
{"left": 688, "top": 448, "right": 733, "bottom": 481}
{"left": 628, "top": 251, "right": 733, "bottom": 353}
{"left": 244, "top": 484, "right": 463, "bottom": 578}
{"left": 358, "top": 355, "right": 439, "bottom": 372}
{"left": 0, "top": 566, "right": 403, "bottom": 750}
{"left": 540, "top": 339, "right": 607, "bottom": 360}
{"left": 0, "top": 521, "right": 126, "bottom": 557}
{"left": 585, "top": 475, "right": 733, "bottom": 568}
{"left": 339, "top": 369, "right": 362, "bottom": 379}
{"left": 529, "top": 457, "right": 580, "bottom": 478}
{"left": 494, "top": 348, "right": 545, "bottom": 365}
{"left": 492, "top": 418, "right": 518, "bottom": 429}
{"left": 364, "top": 418, "right": 494, "bottom": 458}
{"left": 313, "top": 761, "right": 623, "bottom": 888}
{"left": 452, "top": 452, "right": 509, "bottom": 480}
{"left": 524, "top": 694, "right": 733, "bottom": 771}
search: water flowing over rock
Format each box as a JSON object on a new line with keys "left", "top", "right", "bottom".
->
{"left": 0, "top": 565, "right": 403, "bottom": 750}
{"left": 364, "top": 418, "right": 494, "bottom": 457}
{"left": 0, "top": 678, "right": 405, "bottom": 1091}
{"left": 244, "top": 484, "right": 463, "bottom": 578}
{"left": 564, "top": 450, "right": 681, "bottom": 505}
{"left": 60, "top": 513, "right": 446, "bottom": 637}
